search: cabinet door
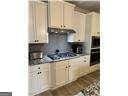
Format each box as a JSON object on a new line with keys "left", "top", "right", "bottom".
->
{"left": 55, "top": 61, "right": 68, "bottom": 86}
{"left": 91, "top": 13, "right": 100, "bottom": 36}
{"left": 29, "top": 72, "right": 39, "bottom": 95}
{"left": 35, "top": 2, "right": 48, "bottom": 43}
{"left": 38, "top": 70, "right": 50, "bottom": 92}
{"left": 96, "top": 14, "right": 100, "bottom": 36}
{"left": 69, "top": 66, "right": 79, "bottom": 81}
{"left": 63, "top": 2, "right": 75, "bottom": 29}
{"left": 69, "top": 58, "right": 80, "bottom": 81}
{"left": 73, "top": 11, "right": 86, "bottom": 42}
{"left": 29, "top": 1, "right": 36, "bottom": 43}
{"left": 79, "top": 56, "right": 89, "bottom": 76}
{"left": 49, "top": 1, "right": 63, "bottom": 28}
{"left": 78, "top": 13, "right": 86, "bottom": 42}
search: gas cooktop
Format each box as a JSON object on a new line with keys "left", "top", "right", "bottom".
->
{"left": 47, "top": 52, "right": 77, "bottom": 60}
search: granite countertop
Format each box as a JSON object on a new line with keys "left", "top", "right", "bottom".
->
{"left": 29, "top": 54, "right": 90, "bottom": 66}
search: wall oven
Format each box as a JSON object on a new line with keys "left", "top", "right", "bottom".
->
{"left": 91, "top": 36, "right": 100, "bottom": 48}
{"left": 90, "top": 48, "right": 100, "bottom": 66}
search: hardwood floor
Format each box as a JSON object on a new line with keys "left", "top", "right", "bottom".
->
{"left": 35, "top": 70, "right": 100, "bottom": 96}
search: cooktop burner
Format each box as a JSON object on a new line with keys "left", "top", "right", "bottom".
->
{"left": 47, "top": 52, "right": 77, "bottom": 60}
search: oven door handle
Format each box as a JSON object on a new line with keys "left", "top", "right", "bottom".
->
{"left": 91, "top": 52, "right": 100, "bottom": 54}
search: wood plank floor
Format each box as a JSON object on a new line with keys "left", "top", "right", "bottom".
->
{"left": 35, "top": 70, "right": 100, "bottom": 96}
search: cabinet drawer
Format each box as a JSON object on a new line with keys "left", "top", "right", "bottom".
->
{"left": 55, "top": 60, "right": 68, "bottom": 68}
{"left": 29, "top": 63, "right": 50, "bottom": 73}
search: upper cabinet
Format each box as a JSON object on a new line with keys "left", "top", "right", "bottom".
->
{"left": 68, "top": 11, "right": 86, "bottom": 42}
{"left": 48, "top": 1, "right": 75, "bottom": 29}
{"left": 29, "top": 1, "right": 48, "bottom": 43}
{"left": 86, "top": 12, "right": 100, "bottom": 37}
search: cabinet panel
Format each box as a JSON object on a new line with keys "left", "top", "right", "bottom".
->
{"left": 35, "top": 2, "right": 48, "bottom": 43}
{"left": 89, "top": 12, "right": 100, "bottom": 36}
{"left": 69, "top": 58, "right": 80, "bottom": 81}
{"left": 38, "top": 70, "right": 50, "bottom": 91}
{"left": 49, "top": 1, "right": 63, "bottom": 28}
{"left": 55, "top": 67, "right": 67, "bottom": 86}
{"left": 29, "top": 72, "right": 39, "bottom": 95}
{"left": 29, "top": 63, "right": 50, "bottom": 95}
{"left": 63, "top": 2, "right": 75, "bottom": 29}
{"left": 29, "top": 1, "right": 36, "bottom": 43}
{"left": 69, "top": 67, "right": 79, "bottom": 81}
{"left": 54, "top": 61, "right": 68, "bottom": 86}
{"left": 68, "top": 11, "right": 86, "bottom": 42}
{"left": 29, "top": 1, "right": 48, "bottom": 43}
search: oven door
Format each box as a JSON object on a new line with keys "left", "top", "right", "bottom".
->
{"left": 90, "top": 48, "right": 100, "bottom": 66}
{"left": 91, "top": 36, "right": 100, "bottom": 48}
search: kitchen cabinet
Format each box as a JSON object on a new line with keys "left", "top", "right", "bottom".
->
{"left": 69, "top": 56, "right": 90, "bottom": 81}
{"left": 29, "top": 63, "right": 50, "bottom": 96}
{"left": 78, "top": 56, "right": 90, "bottom": 77}
{"left": 67, "top": 11, "right": 86, "bottom": 42}
{"left": 68, "top": 58, "right": 80, "bottom": 81}
{"left": 54, "top": 60, "right": 69, "bottom": 87}
{"left": 29, "top": 1, "right": 48, "bottom": 43}
{"left": 86, "top": 12, "right": 100, "bottom": 37}
{"left": 48, "top": 1, "right": 75, "bottom": 29}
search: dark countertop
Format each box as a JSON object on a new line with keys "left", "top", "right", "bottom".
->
{"left": 29, "top": 54, "right": 90, "bottom": 66}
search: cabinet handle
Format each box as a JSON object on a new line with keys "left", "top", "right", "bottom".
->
{"left": 97, "top": 32, "right": 100, "bottom": 34}
{"left": 84, "top": 60, "right": 86, "bottom": 62}
{"left": 37, "top": 72, "right": 40, "bottom": 74}
{"left": 38, "top": 67, "right": 40, "bottom": 69}
{"left": 35, "top": 40, "right": 36, "bottom": 42}
{"left": 78, "top": 40, "right": 80, "bottom": 41}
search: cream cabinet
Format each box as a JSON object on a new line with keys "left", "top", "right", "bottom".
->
{"left": 67, "top": 11, "right": 86, "bottom": 42}
{"left": 48, "top": 1, "right": 75, "bottom": 29}
{"left": 86, "top": 12, "right": 100, "bottom": 37}
{"left": 68, "top": 58, "right": 80, "bottom": 81}
{"left": 68, "top": 56, "right": 90, "bottom": 81}
{"left": 54, "top": 60, "right": 69, "bottom": 87}
{"left": 29, "top": 1, "right": 48, "bottom": 43}
{"left": 78, "top": 56, "right": 90, "bottom": 77}
{"left": 29, "top": 63, "right": 50, "bottom": 96}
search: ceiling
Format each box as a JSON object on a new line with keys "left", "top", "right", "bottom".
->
{"left": 67, "top": 0, "right": 100, "bottom": 13}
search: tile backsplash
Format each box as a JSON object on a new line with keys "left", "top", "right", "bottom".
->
{"left": 29, "top": 33, "right": 72, "bottom": 55}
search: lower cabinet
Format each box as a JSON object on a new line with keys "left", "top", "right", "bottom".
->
{"left": 53, "top": 56, "right": 90, "bottom": 88}
{"left": 29, "top": 63, "right": 50, "bottom": 96}
{"left": 29, "top": 56, "right": 90, "bottom": 95}
{"left": 69, "top": 56, "right": 90, "bottom": 81}
{"left": 54, "top": 60, "right": 69, "bottom": 87}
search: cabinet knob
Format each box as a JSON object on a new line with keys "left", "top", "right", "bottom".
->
{"left": 37, "top": 72, "right": 40, "bottom": 74}
{"left": 78, "top": 40, "right": 80, "bottom": 41}
{"left": 37, "top": 40, "right": 39, "bottom": 42}
{"left": 39, "top": 72, "right": 41, "bottom": 74}
{"left": 61, "top": 25, "right": 63, "bottom": 27}
{"left": 38, "top": 67, "right": 40, "bottom": 69}
{"left": 69, "top": 65, "right": 71, "bottom": 67}
{"left": 84, "top": 60, "right": 86, "bottom": 62}
{"left": 35, "top": 40, "right": 36, "bottom": 42}
{"left": 66, "top": 66, "right": 68, "bottom": 68}
{"left": 64, "top": 25, "right": 66, "bottom": 27}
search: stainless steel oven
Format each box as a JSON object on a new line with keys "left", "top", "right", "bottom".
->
{"left": 91, "top": 36, "right": 100, "bottom": 48}
{"left": 90, "top": 48, "right": 100, "bottom": 66}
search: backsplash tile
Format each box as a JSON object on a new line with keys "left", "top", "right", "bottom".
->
{"left": 29, "top": 33, "right": 72, "bottom": 55}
